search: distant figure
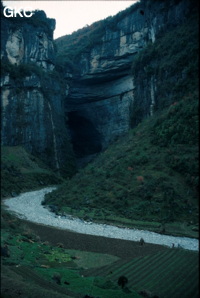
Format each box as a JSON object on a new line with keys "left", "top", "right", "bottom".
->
{"left": 172, "top": 243, "right": 175, "bottom": 248}
{"left": 139, "top": 238, "right": 145, "bottom": 246}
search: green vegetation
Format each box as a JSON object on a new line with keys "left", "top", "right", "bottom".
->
{"left": 44, "top": 8, "right": 199, "bottom": 238}
{"left": 1, "top": 207, "right": 198, "bottom": 297}
{"left": 1, "top": 61, "right": 45, "bottom": 80}
{"left": 1, "top": 1, "right": 199, "bottom": 297}
{"left": 1, "top": 146, "right": 62, "bottom": 198}
{"left": 44, "top": 92, "right": 198, "bottom": 237}
{"left": 1, "top": 221, "right": 140, "bottom": 297}
{"left": 1, "top": 60, "right": 76, "bottom": 179}
{"left": 131, "top": 14, "right": 198, "bottom": 126}
{"left": 87, "top": 249, "right": 199, "bottom": 298}
{"left": 54, "top": 1, "right": 140, "bottom": 70}
{"left": 1, "top": 60, "right": 66, "bottom": 94}
{"left": 1, "top": 2, "right": 54, "bottom": 36}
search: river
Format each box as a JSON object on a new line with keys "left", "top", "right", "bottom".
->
{"left": 3, "top": 187, "right": 199, "bottom": 251}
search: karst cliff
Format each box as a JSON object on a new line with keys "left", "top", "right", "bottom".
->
{"left": 1, "top": 8, "right": 75, "bottom": 176}
{"left": 1, "top": 0, "right": 197, "bottom": 171}
{"left": 56, "top": 0, "right": 195, "bottom": 164}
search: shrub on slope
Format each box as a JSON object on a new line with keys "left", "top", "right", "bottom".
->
{"left": 1, "top": 146, "right": 62, "bottom": 198}
{"left": 44, "top": 91, "right": 198, "bottom": 231}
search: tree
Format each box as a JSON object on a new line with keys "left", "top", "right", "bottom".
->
{"left": 118, "top": 275, "right": 128, "bottom": 288}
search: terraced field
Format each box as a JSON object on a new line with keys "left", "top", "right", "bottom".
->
{"left": 1, "top": 214, "right": 199, "bottom": 297}
{"left": 83, "top": 249, "right": 199, "bottom": 298}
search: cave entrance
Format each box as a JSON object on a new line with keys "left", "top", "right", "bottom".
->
{"left": 67, "top": 111, "right": 102, "bottom": 159}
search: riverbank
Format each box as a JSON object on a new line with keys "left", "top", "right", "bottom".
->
{"left": 3, "top": 187, "right": 199, "bottom": 251}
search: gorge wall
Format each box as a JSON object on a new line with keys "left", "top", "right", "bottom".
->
{"left": 1, "top": 0, "right": 196, "bottom": 171}
{"left": 56, "top": 0, "right": 193, "bottom": 164}
{"left": 1, "top": 9, "right": 75, "bottom": 176}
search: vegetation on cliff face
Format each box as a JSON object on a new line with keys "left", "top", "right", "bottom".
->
{"left": 131, "top": 14, "right": 199, "bottom": 126}
{"left": 1, "top": 0, "right": 77, "bottom": 178}
{"left": 1, "top": 2, "right": 199, "bottom": 297}
{"left": 44, "top": 11, "right": 199, "bottom": 237}
{"left": 54, "top": 1, "right": 141, "bottom": 72}
{"left": 1, "top": 2, "right": 55, "bottom": 37}
{"left": 54, "top": 0, "right": 196, "bottom": 74}
{"left": 1, "top": 61, "right": 77, "bottom": 178}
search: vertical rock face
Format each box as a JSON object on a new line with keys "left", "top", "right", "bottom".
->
{"left": 62, "top": 0, "right": 192, "bottom": 160}
{"left": 1, "top": 0, "right": 196, "bottom": 170}
{"left": 1, "top": 10, "right": 75, "bottom": 176}
{"left": 67, "top": 75, "right": 134, "bottom": 151}
{"left": 1, "top": 10, "right": 55, "bottom": 70}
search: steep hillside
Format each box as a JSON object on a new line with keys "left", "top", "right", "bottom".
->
{"left": 44, "top": 94, "right": 198, "bottom": 237}
{"left": 44, "top": 13, "right": 199, "bottom": 238}
{"left": 1, "top": 146, "right": 63, "bottom": 198}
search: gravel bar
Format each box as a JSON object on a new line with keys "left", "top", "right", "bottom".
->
{"left": 3, "top": 187, "right": 199, "bottom": 251}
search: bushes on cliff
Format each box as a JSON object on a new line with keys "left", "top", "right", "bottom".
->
{"left": 152, "top": 91, "right": 198, "bottom": 147}
{"left": 1, "top": 61, "right": 43, "bottom": 80}
{"left": 1, "top": 4, "right": 53, "bottom": 36}
{"left": 131, "top": 13, "right": 198, "bottom": 117}
{"left": 1, "top": 61, "right": 66, "bottom": 97}
{"left": 54, "top": 1, "right": 141, "bottom": 68}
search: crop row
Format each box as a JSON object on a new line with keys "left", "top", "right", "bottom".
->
{"left": 110, "top": 249, "right": 198, "bottom": 298}
{"left": 86, "top": 249, "right": 198, "bottom": 298}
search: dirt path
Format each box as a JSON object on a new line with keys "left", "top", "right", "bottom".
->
{"left": 21, "top": 219, "right": 169, "bottom": 260}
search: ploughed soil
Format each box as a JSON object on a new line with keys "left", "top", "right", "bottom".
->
{"left": 1, "top": 219, "right": 170, "bottom": 298}
{"left": 20, "top": 219, "right": 168, "bottom": 260}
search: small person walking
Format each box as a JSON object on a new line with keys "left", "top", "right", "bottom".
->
{"left": 139, "top": 238, "right": 145, "bottom": 246}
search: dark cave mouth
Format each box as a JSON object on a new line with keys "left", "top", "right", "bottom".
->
{"left": 67, "top": 112, "right": 102, "bottom": 159}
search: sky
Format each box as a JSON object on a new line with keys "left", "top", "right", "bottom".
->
{"left": 3, "top": 1, "right": 138, "bottom": 39}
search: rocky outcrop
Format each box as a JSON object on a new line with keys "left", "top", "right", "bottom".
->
{"left": 1, "top": 10, "right": 55, "bottom": 70}
{"left": 1, "top": 0, "right": 196, "bottom": 171}
{"left": 60, "top": 0, "right": 193, "bottom": 160}
{"left": 1, "top": 10, "right": 75, "bottom": 176}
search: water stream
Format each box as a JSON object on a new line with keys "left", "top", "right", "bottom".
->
{"left": 3, "top": 187, "right": 199, "bottom": 251}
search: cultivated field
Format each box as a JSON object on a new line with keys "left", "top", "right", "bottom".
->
{"left": 11, "top": 220, "right": 198, "bottom": 298}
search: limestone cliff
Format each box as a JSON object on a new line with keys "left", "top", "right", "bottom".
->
{"left": 1, "top": 8, "right": 75, "bottom": 176}
{"left": 56, "top": 0, "right": 195, "bottom": 162}
{"left": 1, "top": 0, "right": 197, "bottom": 171}
{"left": 1, "top": 10, "right": 55, "bottom": 69}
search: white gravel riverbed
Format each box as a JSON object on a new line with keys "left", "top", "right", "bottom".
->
{"left": 3, "top": 187, "right": 199, "bottom": 251}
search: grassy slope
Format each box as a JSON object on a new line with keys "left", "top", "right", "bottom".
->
{"left": 1, "top": 146, "right": 63, "bottom": 198}
{"left": 1, "top": 4, "right": 199, "bottom": 298}
{"left": 44, "top": 97, "right": 198, "bottom": 238}
{"left": 45, "top": 15, "right": 199, "bottom": 238}
{"left": 1, "top": 216, "right": 198, "bottom": 298}
{"left": 1, "top": 220, "right": 141, "bottom": 297}
{"left": 0, "top": 146, "right": 142, "bottom": 297}
{"left": 1, "top": 147, "right": 140, "bottom": 297}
